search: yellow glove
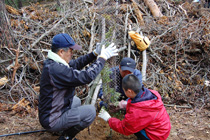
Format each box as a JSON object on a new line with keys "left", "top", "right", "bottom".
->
{"left": 128, "top": 31, "right": 150, "bottom": 51}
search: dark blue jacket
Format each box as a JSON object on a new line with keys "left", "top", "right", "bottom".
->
{"left": 39, "top": 52, "right": 105, "bottom": 129}
{"left": 98, "top": 66, "right": 142, "bottom": 100}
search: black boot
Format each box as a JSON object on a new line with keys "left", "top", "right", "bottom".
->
{"left": 58, "top": 135, "right": 68, "bottom": 140}
{"left": 58, "top": 135, "right": 78, "bottom": 140}
{"left": 61, "top": 124, "right": 84, "bottom": 140}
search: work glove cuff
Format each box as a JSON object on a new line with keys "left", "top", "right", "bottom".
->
{"left": 93, "top": 43, "right": 102, "bottom": 56}
{"left": 98, "top": 108, "right": 111, "bottom": 122}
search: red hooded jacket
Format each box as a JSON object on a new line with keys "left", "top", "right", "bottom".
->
{"left": 108, "top": 89, "right": 171, "bottom": 140}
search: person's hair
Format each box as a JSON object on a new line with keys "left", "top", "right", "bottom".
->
{"left": 51, "top": 45, "right": 69, "bottom": 53}
{"left": 122, "top": 74, "right": 142, "bottom": 94}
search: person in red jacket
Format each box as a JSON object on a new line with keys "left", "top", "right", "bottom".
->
{"left": 98, "top": 74, "right": 171, "bottom": 140}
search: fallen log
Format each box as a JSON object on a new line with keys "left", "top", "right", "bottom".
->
{"left": 144, "top": 0, "right": 163, "bottom": 17}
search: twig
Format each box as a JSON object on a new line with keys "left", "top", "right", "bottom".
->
{"left": 142, "top": 50, "right": 147, "bottom": 81}
{"left": 2, "top": 54, "right": 23, "bottom": 65}
{"left": 123, "top": 5, "right": 131, "bottom": 49}
{"left": 179, "top": 4, "right": 189, "bottom": 19}
{"left": 164, "top": 104, "right": 192, "bottom": 109}
{"left": 11, "top": 41, "right": 21, "bottom": 84}
{"left": 118, "top": 46, "right": 127, "bottom": 52}
{"left": 85, "top": 75, "right": 100, "bottom": 105}
{"left": 138, "top": 30, "right": 148, "bottom": 82}
{"left": 88, "top": 12, "right": 96, "bottom": 53}
{"left": 101, "top": 17, "right": 105, "bottom": 43}
{"left": 127, "top": 24, "right": 131, "bottom": 57}
{"left": 16, "top": 35, "right": 51, "bottom": 46}
{"left": 91, "top": 79, "right": 102, "bottom": 105}
{"left": 31, "top": 12, "right": 72, "bottom": 48}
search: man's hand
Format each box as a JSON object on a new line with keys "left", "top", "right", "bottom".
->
{"left": 98, "top": 108, "right": 111, "bottom": 122}
{"left": 119, "top": 100, "right": 127, "bottom": 109}
{"left": 99, "top": 43, "right": 118, "bottom": 60}
{"left": 93, "top": 43, "right": 102, "bottom": 56}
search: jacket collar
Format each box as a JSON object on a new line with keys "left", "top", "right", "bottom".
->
{"left": 131, "top": 86, "right": 157, "bottom": 103}
{"left": 47, "top": 50, "right": 69, "bottom": 67}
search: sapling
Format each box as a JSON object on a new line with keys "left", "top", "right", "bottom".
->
{"left": 100, "top": 63, "right": 121, "bottom": 109}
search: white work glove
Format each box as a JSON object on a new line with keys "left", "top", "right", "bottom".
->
{"left": 119, "top": 100, "right": 127, "bottom": 109}
{"left": 98, "top": 108, "right": 111, "bottom": 122}
{"left": 93, "top": 43, "right": 102, "bottom": 56}
{"left": 99, "top": 43, "right": 118, "bottom": 60}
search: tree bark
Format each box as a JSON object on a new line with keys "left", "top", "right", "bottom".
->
{"left": 144, "top": 0, "right": 163, "bottom": 17}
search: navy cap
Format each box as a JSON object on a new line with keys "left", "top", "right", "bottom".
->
{"left": 52, "top": 33, "right": 82, "bottom": 50}
{"left": 120, "top": 57, "right": 136, "bottom": 73}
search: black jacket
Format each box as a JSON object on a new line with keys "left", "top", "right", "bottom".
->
{"left": 39, "top": 52, "right": 105, "bottom": 129}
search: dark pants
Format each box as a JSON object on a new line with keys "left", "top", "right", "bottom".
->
{"left": 135, "top": 130, "right": 149, "bottom": 140}
{"left": 50, "top": 96, "right": 96, "bottom": 132}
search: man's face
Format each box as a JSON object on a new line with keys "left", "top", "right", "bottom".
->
{"left": 119, "top": 66, "right": 132, "bottom": 78}
{"left": 59, "top": 48, "right": 73, "bottom": 63}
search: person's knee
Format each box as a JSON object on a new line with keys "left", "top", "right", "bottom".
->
{"left": 87, "top": 105, "right": 96, "bottom": 119}
{"left": 79, "top": 105, "right": 96, "bottom": 127}
{"left": 71, "top": 96, "right": 81, "bottom": 108}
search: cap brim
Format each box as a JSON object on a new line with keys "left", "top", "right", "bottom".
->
{"left": 121, "top": 66, "right": 134, "bottom": 73}
{"left": 71, "top": 44, "right": 82, "bottom": 50}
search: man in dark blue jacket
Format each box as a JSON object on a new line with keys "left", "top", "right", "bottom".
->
{"left": 38, "top": 33, "right": 118, "bottom": 140}
{"left": 98, "top": 57, "right": 142, "bottom": 108}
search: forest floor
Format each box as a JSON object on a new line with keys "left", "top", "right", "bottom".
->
{"left": 0, "top": 106, "right": 209, "bottom": 140}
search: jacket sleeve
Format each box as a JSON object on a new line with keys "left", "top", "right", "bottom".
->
{"left": 108, "top": 104, "right": 155, "bottom": 136}
{"left": 69, "top": 52, "right": 96, "bottom": 70}
{"left": 50, "top": 57, "right": 105, "bottom": 88}
{"left": 98, "top": 86, "right": 103, "bottom": 99}
{"left": 133, "top": 69, "right": 143, "bottom": 85}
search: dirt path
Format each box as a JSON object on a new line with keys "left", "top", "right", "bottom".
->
{"left": 0, "top": 107, "right": 209, "bottom": 140}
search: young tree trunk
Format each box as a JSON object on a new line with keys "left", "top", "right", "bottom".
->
{"left": 144, "top": 0, "right": 163, "bottom": 17}
{"left": 0, "top": 0, "right": 15, "bottom": 48}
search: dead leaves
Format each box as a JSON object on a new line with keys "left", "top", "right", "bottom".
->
{"left": 12, "top": 98, "right": 31, "bottom": 112}
{"left": 7, "top": 3, "right": 58, "bottom": 32}
{"left": 0, "top": 98, "right": 37, "bottom": 117}
{"left": 6, "top": 5, "right": 21, "bottom": 15}
{"left": 12, "top": 98, "right": 37, "bottom": 117}
{"left": 157, "top": 16, "right": 169, "bottom": 25}
{"left": 0, "top": 76, "right": 9, "bottom": 86}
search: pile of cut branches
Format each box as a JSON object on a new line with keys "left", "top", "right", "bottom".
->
{"left": 0, "top": 0, "right": 209, "bottom": 115}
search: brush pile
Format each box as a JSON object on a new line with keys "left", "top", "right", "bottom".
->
{"left": 0, "top": 0, "right": 209, "bottom": 115}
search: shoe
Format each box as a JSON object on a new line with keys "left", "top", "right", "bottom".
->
{"left": 58, "top": 135, "right": 78, "bottom": 140}
{"left": 58, "top": 136, "right": 70, "bottom": 140}
{"left": 58, "top": 136, "right": 65, "bottom": 140}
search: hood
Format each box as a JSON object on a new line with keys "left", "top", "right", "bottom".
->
{"left": 128, "top": 88, "right": 163, "bottom": 111}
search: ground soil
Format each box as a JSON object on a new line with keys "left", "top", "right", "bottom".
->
{"left": 0, "top": 106, "right": 209, "bottom": 140}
